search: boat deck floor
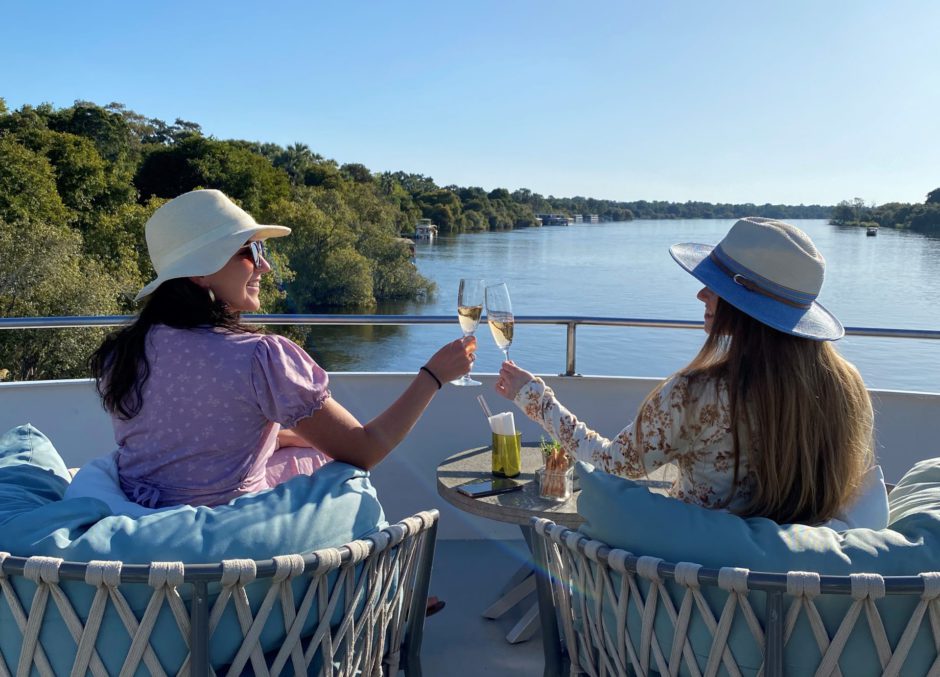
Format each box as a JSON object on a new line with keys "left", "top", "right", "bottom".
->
{"left": 419, "top": 538, "right": 544, "bottom": 676}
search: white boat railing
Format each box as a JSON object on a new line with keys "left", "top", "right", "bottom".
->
{"left": 2, "top": 315, "right": 940, "bottom": 537}
{"left": 2, "top": 314, "right": 939, "bottom": 377}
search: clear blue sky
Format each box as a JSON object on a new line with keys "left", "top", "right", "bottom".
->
{"left": 2, "top": 1, "right": 937, "bottom": 205}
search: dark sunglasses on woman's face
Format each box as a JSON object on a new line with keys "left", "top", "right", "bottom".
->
{"left": 236, "top": 241, "right": 266, "bottom": 268}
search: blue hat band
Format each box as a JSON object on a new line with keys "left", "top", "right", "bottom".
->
{"left": 708, "top": 249, "right": 814, "bottom": 310}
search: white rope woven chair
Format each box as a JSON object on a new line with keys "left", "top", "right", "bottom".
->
{"left": 0, "top": 509, "right": 439, "bottom": 677}
{"left": 531, "top": 517, "right": 940, "bottom": 677}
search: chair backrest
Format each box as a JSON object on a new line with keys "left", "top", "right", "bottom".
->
{"left": 532, "top": 517, "right": 940, "bottom": 677}
{"left": 0, "top": 509, "right": 439, "bottom": 676}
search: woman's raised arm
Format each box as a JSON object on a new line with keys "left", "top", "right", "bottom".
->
{"left": 292, "top": 336, "right": 475, "bottom": 469}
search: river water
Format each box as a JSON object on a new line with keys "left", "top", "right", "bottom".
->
{"left": 303, "top": 219, "right": 940, "bottom": 393}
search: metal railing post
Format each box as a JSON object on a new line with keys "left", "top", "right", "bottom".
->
{"left": 564, "top": 322, "right": 577, "bottom": 376}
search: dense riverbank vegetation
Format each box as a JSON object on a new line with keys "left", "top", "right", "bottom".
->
{"left": 1, "top": 98, "right": 833, "bottom": 380}
{"left": 831, "top": 191, "right": 940, "bottom": 235}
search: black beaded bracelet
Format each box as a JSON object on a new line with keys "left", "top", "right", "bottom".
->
{"left": 420, "top": 365, "right": 443, "bottom": 389}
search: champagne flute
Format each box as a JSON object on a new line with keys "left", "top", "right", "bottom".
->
{"left": 452, "top": 278, "right": 484, "bottom": 386}
{"left": 485, "top": 282, "right": 514, "bottom": 361}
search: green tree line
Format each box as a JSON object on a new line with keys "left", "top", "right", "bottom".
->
{"left": 0, "top": 99, "right": 436, "bottom": 380}
{"left": 619, "top": 200, "right": 830, "bottom": 220}
{"left": 830, "top": 190, "right": 940, "bottom": 235}
{"left": 0, "top": 98, "right": 835, "bottom": 380}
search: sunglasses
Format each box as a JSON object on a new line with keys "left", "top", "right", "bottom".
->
{"left": 236, "top": 241, "right": 266, "bottom": 268}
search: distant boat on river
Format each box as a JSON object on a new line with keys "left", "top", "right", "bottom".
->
{"left": 536, "top": 213, "right": 570, "bottom": 226}
{"left": 414, "top": 218, "right": 439, "bottom": 241}
{"left": 867, "top": 225, "right": 879, "bottom": 236}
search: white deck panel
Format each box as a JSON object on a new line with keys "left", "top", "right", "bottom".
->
{"left": 1, "top": 373, "right": 939, "bottom": 540}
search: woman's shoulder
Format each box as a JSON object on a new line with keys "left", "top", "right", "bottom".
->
{"left": 149, "top": 324, "right": 272, "bottom": 355}
{"left": 150, "top": 323, "right": 266, "bottom": 341}
{"left": 205, "top": 330, "right": 313, "bottom": 365}
{"left": 148, "top": 325, "right": 317, "bottom": 373}
{"left": 251, "top": 333, "right": 322, "bottom": 372}
{"left": 252, "top": 332, "right": 308, "bottom": 355}
{"left": 658, "top": 370, "right": 728, "bottom": 407}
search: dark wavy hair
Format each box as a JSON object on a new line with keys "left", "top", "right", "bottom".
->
{"left": 90, "top": 278, "right": 254, "bottom": 419}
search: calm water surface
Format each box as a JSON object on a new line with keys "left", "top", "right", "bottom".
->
{"left": 304, "top": 220, "right": 940, "bottom": 393}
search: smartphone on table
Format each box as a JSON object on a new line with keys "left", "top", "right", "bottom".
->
{"left": 457, "top": 477, "right": 523, "bottom": 498}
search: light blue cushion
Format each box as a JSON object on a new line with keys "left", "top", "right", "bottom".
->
{"left": 65, "top": 452, "right": 159, "bottom": 518}
{"left": 0, "top": 424, "right": 113, "bottom": 554}
{"left": 575, "top": 461, "right": 940, "bottom": 676}
{"left": 888, "top": 457, "right": 940, "bottom": 524}
{"left": 823, "top": 464, "right": 889, "bottom": 530}
{"left": 1, "top": 428, "right": 385, "bottom": 564}
{"left": 577, "top": 461, "right": 938, "bottom": 576}
{"left": 0, "top": 422, "right": 73, "bottom": 503}
{"left": 0, "top": 424, "right": 387, "bottom": 674}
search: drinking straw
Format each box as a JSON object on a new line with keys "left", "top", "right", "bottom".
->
{"left": 477, "top": 394, "right": 494, "bottom": 419}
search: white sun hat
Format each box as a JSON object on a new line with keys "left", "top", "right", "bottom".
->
{"left": 135, "top": 189, "right": 291, "bottom": 301}
{"left": 669, "top": 217, "right": 843, "bottom": 341}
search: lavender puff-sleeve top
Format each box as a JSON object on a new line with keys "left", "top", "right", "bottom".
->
{"left": 114, "top": 325, "right": 330, "bottom": 508}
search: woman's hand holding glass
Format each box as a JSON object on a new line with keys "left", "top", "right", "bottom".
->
{"left": 495, "top": 360, "right": 535, "bottom": 401}
{"left": 426, "top": 336, "right": 477, "bottom": 385}
{"left": 452, "top": 278, "right": 484, "bottom": 386}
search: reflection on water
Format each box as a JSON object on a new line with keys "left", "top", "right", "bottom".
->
{"left": 292, "top": 220, "right": 940, "bottom": 392}
{"left": 272, "top": 302, "right": 412, "bottom": 371}
{"left": 301, "top": 324, "right": 408, "bottom": 371}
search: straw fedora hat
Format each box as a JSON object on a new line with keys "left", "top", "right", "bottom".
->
{"left": 669, "top": 217, "right": 843, "bottom": 341}
{"left": 135, "top": 189, "right": 291, "bottom": 301}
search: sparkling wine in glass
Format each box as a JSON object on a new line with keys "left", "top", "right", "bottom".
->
{"left": 452, "top": 278, "right": 484, "bottom": 386}
{"left": 485, "top": 282, "right": 514, "bottom": 360}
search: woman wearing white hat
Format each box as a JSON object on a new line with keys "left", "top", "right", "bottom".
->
{"left": 91, "top": 189, "right": 475, "bottom": 509}
{"left": 496, "top": 217, "right": 874, "bottom": 525}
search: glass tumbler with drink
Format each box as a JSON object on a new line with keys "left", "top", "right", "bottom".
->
{"left": 489, "top": 411, "right": 521, "bottom": 478}
{"left": 537, "top": 437, "right": 573, "bottom": 501}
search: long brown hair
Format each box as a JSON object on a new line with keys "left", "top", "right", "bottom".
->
{"left": 89, "top": 278, "right": 253, "bottom": 420}
{"left": 642, "top": 297, "right": 873, "bottom": 524}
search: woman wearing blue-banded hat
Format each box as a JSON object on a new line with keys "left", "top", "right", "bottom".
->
{"left": 496, "top": 217, "right": 874, "bottom": 525}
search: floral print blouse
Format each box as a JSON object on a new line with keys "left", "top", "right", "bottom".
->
{"left": 513, "top": 374, "right": 755, "bottom": 511}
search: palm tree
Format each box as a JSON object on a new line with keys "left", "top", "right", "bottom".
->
{"left": 278, "top": 143, "right": 321, "bottom": 186}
